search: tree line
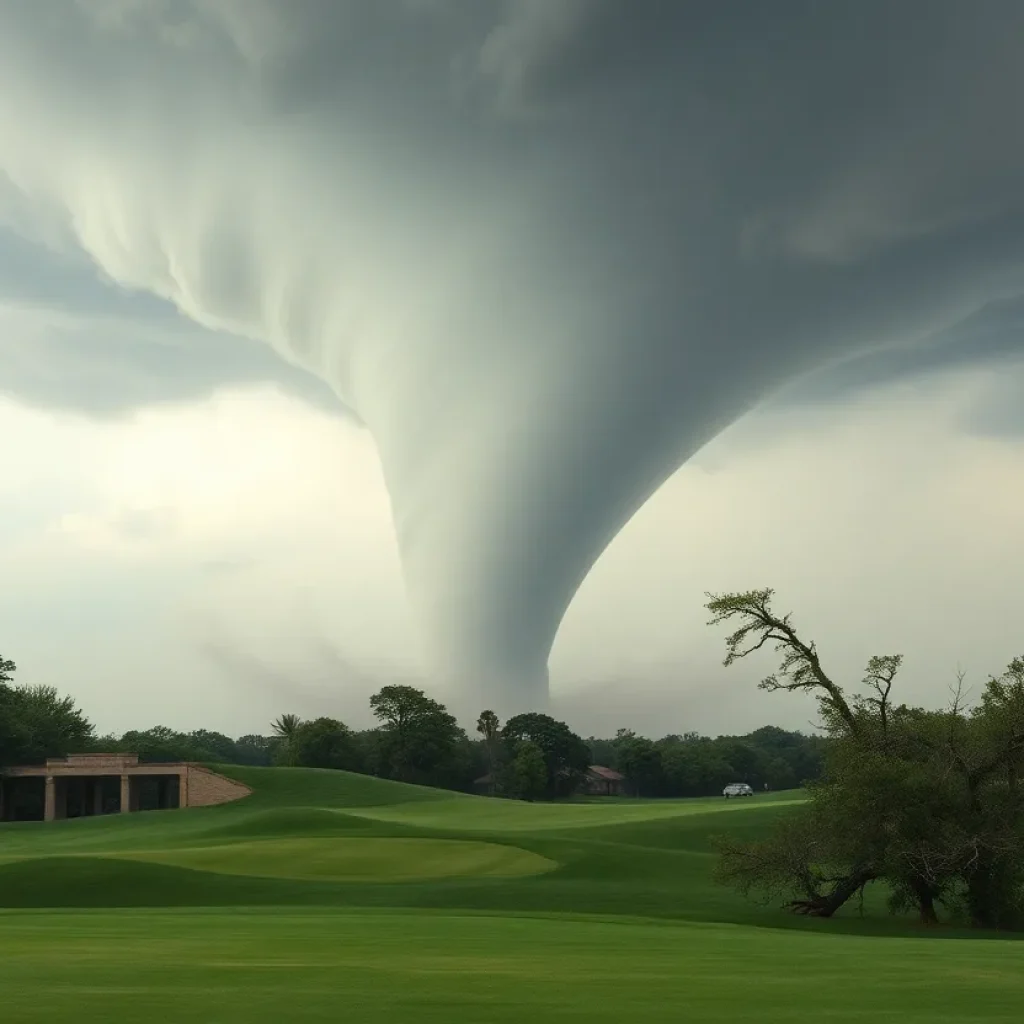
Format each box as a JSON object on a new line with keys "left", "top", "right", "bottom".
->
{"left": 9, "top": 583, "right": 1022, "bottom": 929}
{"left": 0, "top": 656, "right": 822, "bottom": 800}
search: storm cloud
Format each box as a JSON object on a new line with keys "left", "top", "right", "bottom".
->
{"left": 1, "top": 1, "right": 1023, "bottom": 711}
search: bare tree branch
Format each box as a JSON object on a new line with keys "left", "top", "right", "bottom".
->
{"left": 706, "top": 589, "right": 860, "bottom": 735}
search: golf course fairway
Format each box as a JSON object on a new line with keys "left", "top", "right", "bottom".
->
{"left": 1, "top": 767, "right": 1021, "bottom": 1022}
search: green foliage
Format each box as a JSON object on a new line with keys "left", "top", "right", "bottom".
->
{"left": 502, "top": 713, "right": 590, "bottom": 799}
{"left": 234, "top": 735, "right": 276, "bottom": 767}
{"left": 705, "top": 588, "right": 860, "bottom": 734}
{"left": 281, "top": 718, "right": 360, "bottom": 771}
{"left": 508, "top": 740, "right": 548, "bottom": 802}
{"left": 660, "top": 741, "right": 735, "bottom": 796}
{"left": 476, "top": 710, "right": 500, "bottom": 744}
{"left": 187, "top": 729, "right": 240, "bottom": 763}
{"left": 1, "top": 645, "right": 820, "bottom": 805}
{"left": 615, "top": 735, "right": 663, "bottom": 796}
{"left": 369, "top": 685, "right": 463, "bottom": 784}
{"left": 707, "top": 588, "right": 1024, "bottom": 929}
{"left": 116, "top": 726, "right": 206, "bottom": 763}
{"left": 0, "top": 678, "right": 94, "bottom": 767}
{"left": 476, "top": 710, "right": 503, "bottom": 794}
{"left": 271, "top": 714, "right": 302, "bottom": 741}
{"left": 586, "top": 726, "right": 819, "bottom": 798}
{"left": 101, "top": 726, "right": 275, "bottom": 767}
{"left": 585, "top": 735, "right": 618, "bottom": 769}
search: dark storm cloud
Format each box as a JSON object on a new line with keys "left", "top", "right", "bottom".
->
{"left": 0, "top": 313, "right": 343, "bottom": 418}
{"left": 0, "top": 229, "right": 343, "bottom": 416}
{"left": 1, "top": 1, "right": 1023, "bottom": 711}
{"left": 776, "top": 297, "right": 1024, "bottom": 435}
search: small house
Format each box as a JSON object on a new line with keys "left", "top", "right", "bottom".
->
{"left": 583, "top": 765, "right": 626, "bottom": 797}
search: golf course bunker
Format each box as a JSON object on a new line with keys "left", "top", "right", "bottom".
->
{"left": 117, "top": 838, "right": 557, "bottom": 883}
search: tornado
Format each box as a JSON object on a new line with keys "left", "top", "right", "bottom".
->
{"left": 1, "top": 1, "right": 1024, "bottom": 712}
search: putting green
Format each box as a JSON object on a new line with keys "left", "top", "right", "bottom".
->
{"left": 107, "top": 837, "right": 557, "bottom": 882}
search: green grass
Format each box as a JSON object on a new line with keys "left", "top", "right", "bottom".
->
{"left": 110, "top": 837, "right": 557, "bottom": 882}
{"left": 1, "top": 767, "right": 1021, "bottom": 1022}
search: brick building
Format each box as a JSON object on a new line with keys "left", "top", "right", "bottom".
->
{"left": 0, "top": 753, "right": 251, "bottom": 822}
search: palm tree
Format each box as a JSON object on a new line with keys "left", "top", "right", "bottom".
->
{"left": 476, "top": 710, "right": 501, "bottom": 795}
{"left": 271, "top": 714, "right": 301, "bottom": 741}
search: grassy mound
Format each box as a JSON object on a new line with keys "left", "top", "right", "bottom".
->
{"left": 0, "top": 769, "right": 804, "bottom": 923}
{"left": 222, "top": 765, "right": 454, "bottom": 809}
{"left": 2, "top": 767, "right": 1021, "bottom": 1022}
{"left": 111, "top": 837, "right": 557, "bottom": 882}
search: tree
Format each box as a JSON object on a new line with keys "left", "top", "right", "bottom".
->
{"left": 350, "top": 728, "right": 385, "bottom": 777}
{"left": 658, "top": 736, "right": 736, "bottom": 797}
{"left": 502, "top": 713, "right": 590, "bottom": 799}
{"left": 510, "top": 740, "right": 548, "bottom": 801}
{"left": 951, "top": 660, "right": 1024, "bottom": 927}
{"left": 476, "top": 710, "right": 502, "bottom": 794}
{"left": 269, "top": 715, "right": 303, "bottom": 766}
{"left": 187, "top": 729, "right": 239, "bottom": 763}
{"left": 0, "top": 657, "right": 22, "bottom": 766}
{"left": 615, "top": 734, "right": 663, "bottom": 797}
{"left": 586, "top": 735, "right": 618, "bottom": 769}
{"left": 707, "top": 589, "right": 861, "bottom": 735}
{"left": 0, "top": 684, "right": 94, "bottom": 766}
{"left": 1, "top": 666, "right": 95, "bottom": 768}
{"left": 271, "top": 714, "right": 302, "bottom": 742}
{"left": 283, "top": 717, "right": 360, "bottom": 771}
{"left": 92, "top": 732, "right": 120, "bottom": 752}
{"left": 743, "top": 725, "right": 822, "bottom": 788}
{"left": 234, "top": 734, "right": 275, "bottom": 766}
{"left": 369, "top": 685, "right": 462, "bottom": 784}
{"left": 117, "top": 726, "right": 201, "bottom": 763}
{"left": 706, "top": 588, "right": 1024, "bottom": 929}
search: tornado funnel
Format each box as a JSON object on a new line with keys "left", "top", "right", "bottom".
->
{"left": 1, "top": 2, "right": 1024, "bottom": 711}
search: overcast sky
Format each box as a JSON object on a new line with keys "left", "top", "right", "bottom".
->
{"left": 1, "top": 2, "right": 1023, "bottom": 739}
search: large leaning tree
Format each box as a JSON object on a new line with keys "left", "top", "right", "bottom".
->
{"left": 705, "top": 589, "right": 1024, "bottom": 930}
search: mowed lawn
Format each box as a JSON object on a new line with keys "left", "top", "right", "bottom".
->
{"left": 2, "top": 910, "right": 1022, "bottom": 1024}
{"left": 1, "top": 767, "right": 1022, "bottom": 1022}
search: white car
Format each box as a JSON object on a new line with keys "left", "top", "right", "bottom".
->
{"left": 723, "top": 782, "right": 754, "bottom": 798}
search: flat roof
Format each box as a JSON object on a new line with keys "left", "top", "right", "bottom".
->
{"left": 4, "top": 754, "right": 194, "bottom": 777}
